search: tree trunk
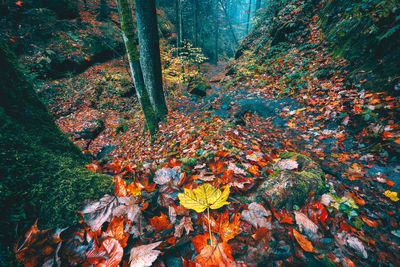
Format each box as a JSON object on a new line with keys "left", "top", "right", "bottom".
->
{"left": 218, "top": 0, "right": 238, "bottom": 46}
{"left": 246, "top": 0, "right": 252, "bottom": 35}
{"left": 97, "top": 0, "right": 109, "bottom": 21}
{"left": 117, "top": 0, "right": 158, "bottom": 135}
{"left": 0, "top": 41, "right": 113, "bottom": 261}
{"left": 193, "top": 0, "right": 199, "bottom": 47}
{"left": 134, "top": 0, "right": 168, "bottom": 121}
{"left": 175, "top": 0, "right": 180, "bottom": 54}
{"left": 256, "top": 0, "right": 261, "bottom": 12}
{"left": 214, "top": 4, "right": 219, "bottom": 64}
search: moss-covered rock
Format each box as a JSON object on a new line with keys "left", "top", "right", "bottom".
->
{"left": 245, "top": 152, "right": 327, "bottom": 209}
{"left": 0, "top": 42, "right": 113, "bottom": 262}
{"left": 187, "top": 75, "right": 211, "bottom": 97}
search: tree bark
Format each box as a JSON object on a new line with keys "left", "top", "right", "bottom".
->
{"left": 175, "top": 0, "right": 180, "bottom": 53}
{"left": 193, "top": 0, "right": 199, "bottom": 47}
{"left": 214, "top": 3, "right": 219, "bottom": 64}
{"left": 218, "top": 0, "right": 238, "bottom": 46}
{"left": 256, "top": 0, "right": 261, "bottom": 12}
{"left": 117, "top": 0, "right": 158, "bottom": 135}
{"left": 246, "top": 0, "right": 252, "bottom": 35}
{"left": 134, "top": 0, "right": 168, "bottom": 121}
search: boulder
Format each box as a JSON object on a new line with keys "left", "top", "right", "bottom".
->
{"left": 246, "top": 152, "right": 327, "bottom": 209}
{"left": 187, "top": 75, "right": 211, "bottom": 97}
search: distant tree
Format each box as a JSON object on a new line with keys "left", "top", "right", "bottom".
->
{"left": 246, "top": 0, "right": 252, "bottom": 35}
{"left": 214, "top": 0, "right": 219, "bottom": 64}
{"left": 97, "top": 0, "right": 109, "bottom": 21}
{"left": 192, "top": 0, "right": 199, "bottom": 47}
{"left": 134, "top": 0, "right": 168, "bottom": 121}
{"left": 117, "top": 0, "right": 158, "bottom": 136}
{"left": 255, "top": 0, "right": 261, "bottom": 12}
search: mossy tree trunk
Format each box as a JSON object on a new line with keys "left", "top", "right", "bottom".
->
{"left": 0, "top": 41, "right": 113, "bottom": 262}
{"left": 134, "top": 0, "right": 168, "bottom": 121}
{"left": 116, "top": 0, "right": 158, "bottom": 136}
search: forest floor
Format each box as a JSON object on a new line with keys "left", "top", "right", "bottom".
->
{"left": 20, "top": 50, "right": 400, "bottom": 265}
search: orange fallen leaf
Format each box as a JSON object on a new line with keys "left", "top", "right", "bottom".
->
{"left": 248, "top": 165, "right": 259, "bottom": 176}
{"left": 361, "top": 216, "right": 378, "bottom": 228}
{"left": 149, "top": 213, "right": 172, "bottom": 232}
{"left": 195, "top": 242, "right": 236, "bottom": 267}
{"left": 292, "top": 228, "right": 315, "bottom": 252}
{"left": 192, "top": 232, "right": 217, "bottom": 253}
{"left": 280, "top": 215, "right": 294, "bottom": 224}
{"left": 387, "top": 180, "right": 394, "bottom": 186}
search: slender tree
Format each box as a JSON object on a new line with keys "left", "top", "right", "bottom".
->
{"left": 246, "top": 0, "right": 252, "bottom": 35}
{"left": 175, "top": 0, "right": 181, "bottom": 53}
{"left": 134, "top": 0, "right": 168, "bottom": 121}
{"left": 214, "top": 1, "right": 219, "bottom": 64}
{"left": 193, "top": 0, "right": 199, "bottom": 47}
{"left": 255, "top": 0, "right": 262, "bottom": 12}
{"left": 116, "top": 0, "right": 158, "bottom": 136}
{"left": 218, "top": 0, "right": 239, "bottom": 46}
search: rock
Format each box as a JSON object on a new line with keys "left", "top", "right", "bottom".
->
{"left": 187, "top": 75, "right": 211, "bottom": 97}
{"left": 246, "top": 152, "right": 327, "bottom": 209}
{"left": 73, "top": 120, "right": 105, "bottom": 141}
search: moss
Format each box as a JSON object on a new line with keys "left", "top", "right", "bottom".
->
{"left": 248, "top": 152, "right": 327, "bottom": 209}
{"left": 0, "top": 42, "right": 113, "bottom": 261}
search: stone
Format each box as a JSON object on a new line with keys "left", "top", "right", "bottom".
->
{"left": 245, "top": 152, "right": 327, "bottom": 209}
{"left": 187, "top": 75, "right": 211, "bottom": 97}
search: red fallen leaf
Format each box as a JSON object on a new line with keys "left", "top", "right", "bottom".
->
{"left": 339, "top": 221, "right": 356, "bottom": 233}
{"left": 248, "top": 165, "right": 259, "bottom": 176}
{"left": 353, "top": 104, "right": 362, "bottom": 114}
{"left": 149, "top": 212, "right": 172, "bottom": 232}
{"left": 361, "top": 216, "right": 378, "bottom": 228}
{"left": 15, "top": 1, "right": 23, "bottom": 7}
{"left": 292, "top": 228, "right": 315, "bottom": 253}
{"left": 387, "top": 180, "right": 394, "bottom": 186}
{"left": 104, "top": 217, "right": 130, "bottom": 247}
{"left": 220, "top": 169, "right": 233, "bottom": 182}
{"left": 168, "top": 158, "right": 181, "bottom": 167}
{"left": 192, "top": 232, "right": 217, "bottom": 253}
{"left": 86, "top": 162, "right": 101, "bottom": 172}
{"left": 280, "top": 215, "right": 294, "bottom": 224}
{"left": 216, "top": 150, "right": 229, "bottom": 157}
{"left": 105, "top": 160, "right": 122, "bottom": 172}
{"left": 310, "top": 203, "right": 328, "bottom": 224}
{"left": 15, "top": 221, "right": 63, "bottom": 266}
{"left": 84, "top": 238, "right": 123, "bottom": 267}
{"left": 113, "top": 176, "right": 127, "bottom": 197}
{"left": 252, "top": 227, "right": 271, "bottom": 244}
{"left": 84, "top": 56, "right": 91, "bottom": 61}
{"left": 213, "top": 211, "right": 242, "bottom": 242}
{"left": 209, "top": 160, "right": 226, "bottom": 174}
{"left": 195, "top": 242, "right": 236, "bottom": 267}
{"left": 10, "top": 38, "right": 16, "bottom": 43}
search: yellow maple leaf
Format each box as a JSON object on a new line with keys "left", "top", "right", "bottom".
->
{"left": 178, "top": 183, "right": 230, "bottom": 213}
{"left": 384, "top": 190, "right": 399, "bottom": 202}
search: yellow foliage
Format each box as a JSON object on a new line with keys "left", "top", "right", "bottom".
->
{"left": 384, "top": 190, "right": 399, "bottom": 202}
{"left": 178, "top": 183, "right": 230, "bottom": 213}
